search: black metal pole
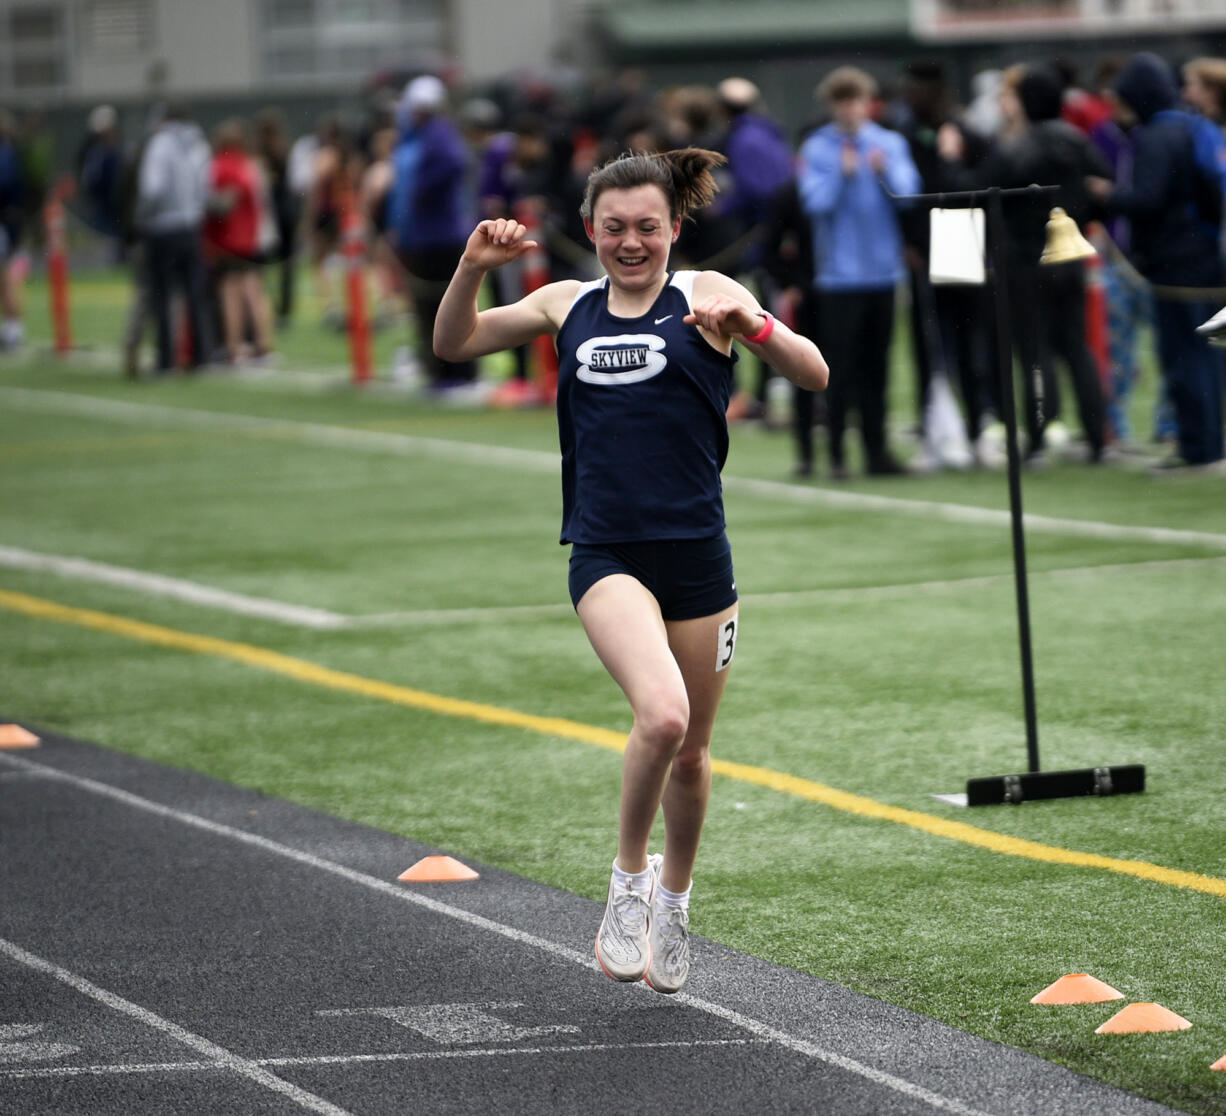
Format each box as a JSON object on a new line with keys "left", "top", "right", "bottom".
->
{"left": 985, "top": 187, "right": 1041, "bottom": 773}
{"left": 890, "top": 184, "right": 1143, "bottom": 803}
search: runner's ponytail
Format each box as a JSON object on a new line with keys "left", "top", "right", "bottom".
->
{"left": 581, "top": 148, "right": 727, "bottom": 223}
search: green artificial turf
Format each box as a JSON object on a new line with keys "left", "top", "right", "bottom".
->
{"left": 3, "top": 267, "right": 1225, "bottom": 1114}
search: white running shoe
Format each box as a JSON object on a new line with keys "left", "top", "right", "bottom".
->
{"left": 595, "top": 866, "right": 652, "bottom": 982}
{"left": 644, "top": 854, "right": 690, "bottom": 995}
{"left": 0, "top": 318, "right": 24, "bottom": 352}
{"left": 974, "top": 421, "right": 1008, "bottom": 469}
{"left": 1196, "top": 304, "right": 1226, "bottom": 346}
{"left": 1044, "top": 419, "right": 1071, "bottom": 455}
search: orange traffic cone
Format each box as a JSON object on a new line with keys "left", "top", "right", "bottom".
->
{"left": 398, "top": 855, "right": 479, "bottom": 882}
{"left": 1095, "top": 1003, "right": 1192, "bottom": 1034}
{"left": 1030, "top": 974, "right": 1125, "bottom": 1005}
{"left": 0, "top": 724, "right": 39, "bottom": 749}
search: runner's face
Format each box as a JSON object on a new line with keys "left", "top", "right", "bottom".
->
{"left": 586, "top": 185, "right": 678, "bottom": 291}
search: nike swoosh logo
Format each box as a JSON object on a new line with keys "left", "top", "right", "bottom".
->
{"left": 654, "top": 316, "right": 673, "bottom": 325}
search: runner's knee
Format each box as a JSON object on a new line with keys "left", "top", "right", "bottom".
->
{"left": 634, "top": 688, "right": 689, "bottom": 757}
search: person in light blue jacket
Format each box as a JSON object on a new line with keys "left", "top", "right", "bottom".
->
{"left": 799, "top": 67, "right": 921, "bottom": 477}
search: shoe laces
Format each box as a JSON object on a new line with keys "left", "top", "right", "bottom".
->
{"left": 654, "top": 905, "right": 689, "bottom": 952}
{"left": 611, "top": 880, "right": 649, "bottom": 936}
{"left": 657, "top": 902, "right": 686, "bottom": 936}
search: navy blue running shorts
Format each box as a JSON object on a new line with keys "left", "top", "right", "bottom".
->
{"left": 567, "top": 534, "right": 738, "bottom": 621}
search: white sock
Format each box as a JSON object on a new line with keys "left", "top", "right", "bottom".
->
{"left": 612, "top": 859, "right": 653, "bottom": 897}
{"left": 656, "top": 881, "right": 691, "bottom": 910}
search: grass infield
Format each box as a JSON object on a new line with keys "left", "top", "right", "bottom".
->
{"left": 3, "top": 266, "right": 1225, "bottom": 1114}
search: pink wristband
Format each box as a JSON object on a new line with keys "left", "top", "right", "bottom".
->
{"left": 742, "top": 310, "right": 775, "bottom": 346}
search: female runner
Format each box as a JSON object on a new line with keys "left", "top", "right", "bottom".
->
{"left": 435, "top": 148, "right": 828, "bottom": 993}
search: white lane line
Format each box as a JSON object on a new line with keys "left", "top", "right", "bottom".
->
{"left": 0, "top": 386, "right": 559, "bottom": 473}
{"left": 346, "top": 602, "right": 575, "bottom": 627}
{"left": 722, "top": 474, "right": 1226, "bottom": 549}
{"left": 0, "top": 752, "right": 991, "bottom": 1116}
{"left": 0, "top": 937, "right": 351, "bottom": 1116}
{"left": 5, "top": 384, "right": 1226, "bottom": 550}
{"left": 0, "top": 545, "right": 350, "bottom": 630}
{"left": 742, "top": 554, "right": 1226, "bottom": 608}
{"left": 5, "top": 539, "right": 1224, "bottom": 631}
{"left": 0, "top": 1039, "right": 765, "bottom": 1079}
{"left": 0, "top": 542, "right": 574, "bottom": 628}
{"left": 0, "top": 1060, "right": 225, "bottom": 1079}
{"left": 5, "top": 340, "right": 396, "bottom": 396}
{"left": 259, "top": 1038, "right": 762, "bottom": 1065}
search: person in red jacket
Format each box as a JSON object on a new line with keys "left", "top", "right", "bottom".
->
{"left": 205, "top": 119, "right": 275, "bottom": 364}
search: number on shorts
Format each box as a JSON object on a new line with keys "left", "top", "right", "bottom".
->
{"left": 716, "top": 614, "right": 738, "bottom": 672}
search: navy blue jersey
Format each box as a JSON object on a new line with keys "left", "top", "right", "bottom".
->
{"left": 555, "top": 271, "right": 737, "bottom": 544}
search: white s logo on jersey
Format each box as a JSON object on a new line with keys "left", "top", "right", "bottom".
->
{"left": 576, "top": 334, "right": 667, "bottom": 385}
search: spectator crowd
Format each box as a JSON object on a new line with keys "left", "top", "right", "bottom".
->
{"left": 2, "top": 47, "right": 1225, "bottom": 474}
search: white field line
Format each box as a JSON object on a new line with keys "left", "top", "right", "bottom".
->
{"left": 739, "top": 554, "right": 1226, "bottom": 608}
{"left": 3, "top": 542, "right": 1225, "bottom": 631}
{"left": 5, "top": 384, "right": 1226, "bottom": 550}
{"left": 0, "top": 753, "right": 990, "bottom": 1116}
{"left": 0, "top": 545, "right": 351, "bottom": 630}
{"left": 0, "top": 542, "right": 574, "bottom": 628}
{"left": 0, "top": 385, "right": 559, "bottom": 473}
{"left": 723, "top": 473, "right": 1226, "bottom": 549}
{"left": 0, "top": 1039, "right": 764, "bottom": 1080}
{"left": 6, "top": 342, "right": 411, "bottom": 396}
{"left": 0, "top": 936, "right": 351, "bottom": 1116}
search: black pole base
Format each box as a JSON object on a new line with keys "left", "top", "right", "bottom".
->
{"left": 966, "top": 764, "right": 1145, "bottom": 806}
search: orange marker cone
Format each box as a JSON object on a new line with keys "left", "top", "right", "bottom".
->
{"left": 0, "top": 724, "right": 39, "bottom": 749}
{"left": 1031, "top": 973, "right": 1125, "bottom": 1005}
{"left": 397, "top": 855, "right": 479, "bottom": 882}
{"left": 1095, "top": 1003, "right": 1192, "bottom": 1034}
{"left": 1211, "top": 1053, "right": 1226, "bottom": 1071}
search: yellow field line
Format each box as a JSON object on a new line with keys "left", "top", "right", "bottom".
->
{"left": 3, "top": 585, "right": 1224, "bottom": 901}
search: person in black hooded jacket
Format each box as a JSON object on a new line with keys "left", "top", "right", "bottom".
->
{"left": 1086, "top": 51, "right": 1224, "bottom": 468}
{"left": 943, "top": 62, "right": 1111, "bottom": 462}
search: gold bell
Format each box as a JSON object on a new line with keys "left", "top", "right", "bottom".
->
{"left": 1040, "top": 207, "right": 1097, "bottom": 264}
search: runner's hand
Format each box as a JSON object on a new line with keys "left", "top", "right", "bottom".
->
{"left": 462, "top": 219, "right": 538, "bottom": 271}
{"left": 685, "top": 296, "right": 766, "bottom": 340}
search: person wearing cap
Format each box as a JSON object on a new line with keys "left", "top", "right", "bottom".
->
{"left": 714, "top": 77, "right": 796, "bottom": 424}
{"left": 799, "top": 66, "right": 922, "bottom": 478}
{"left": 1087, "top": 52, "right": 1225, "bottom": 469}
{"left": 715, "top": 78, "right": 794, "bottom": 258}
{"left": 387, "top": 74, "right": 476, "bottom": 390}
{"left": 77, "top": 104, "right": 124, "bottom": 258}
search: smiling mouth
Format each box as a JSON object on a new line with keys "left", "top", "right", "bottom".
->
{"left": 618, "top": 256, "right": 648, "bottom": 267}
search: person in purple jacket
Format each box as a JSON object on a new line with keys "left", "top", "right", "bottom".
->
{"left": 388, "top": 75, "right": 475, "bottom": 388}
{"left": 715, "top": 77, "right": 798, "bottom": 421}
{"left": 799, "top": 66, "right": 922, "bottom": 478}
